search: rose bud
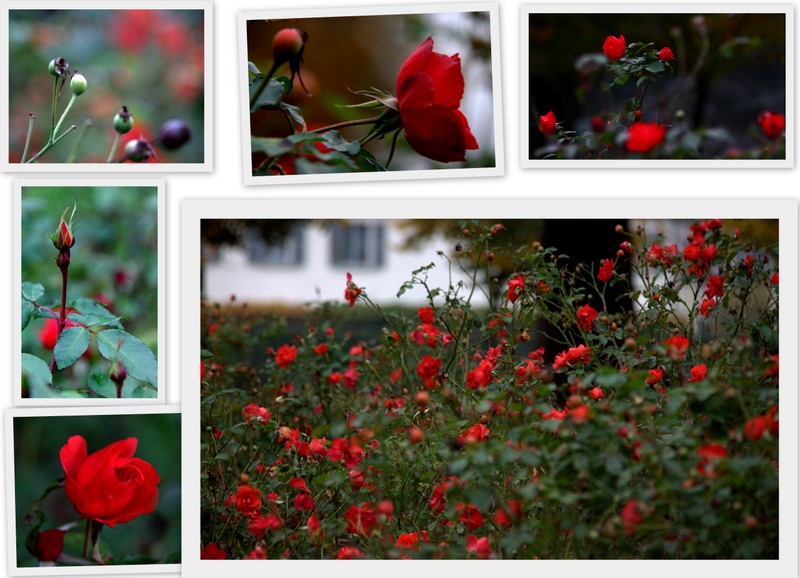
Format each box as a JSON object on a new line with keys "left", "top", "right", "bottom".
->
{"left": 70, "top": 73, "right": 87, "bottom": 96}
{"left": 273, "top": 28, "right": 306, "bottom": 66}
{"left": 48, "top": 57, "right": 69, "bottom": 78}
{"left": 34, "top": 529, "right": 67, "bottom": 562}
{"left": 51, "top": 206, "right": 76, "bottom": 251}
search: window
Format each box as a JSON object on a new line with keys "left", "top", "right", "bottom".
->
{"left": 330, "top": 222, "right": 385, "bottom": 268}
{"left": 244, "top": 224, "right": 305, "bottom": 266}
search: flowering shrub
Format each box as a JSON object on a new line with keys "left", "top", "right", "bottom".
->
{"left": 248, "top": 15, "right": 491, "bottom": 175}
{"left": 530, "top": 14, "right": 786, "bottom": 160}
{"left": 201, "top": 220, "right": 778, "bottom": 559}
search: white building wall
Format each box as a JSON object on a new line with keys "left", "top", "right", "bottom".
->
{"left": 203, "top": 221, "right": 474, "bottom": 307}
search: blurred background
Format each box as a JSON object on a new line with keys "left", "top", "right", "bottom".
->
{"left": 21, "top": 185, "right": 158, "bottom": 398}
{"left": 13, "top": 412, "right": 181, "bottom": 567}
{"left": 8, "top": 8, "right": 205, "bottom": 163}
{"left": 528, "top": 12, "right": 786, "bottom": 156}
{"left": 247, "top": 11, "right": 495, "bottom": 172}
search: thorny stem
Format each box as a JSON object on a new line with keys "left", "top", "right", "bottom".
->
{"left": 21, "top": 114, "right": 35, "bottom": 163}
{"left": 49, "top": 252, "right": 70, "bottom": 373}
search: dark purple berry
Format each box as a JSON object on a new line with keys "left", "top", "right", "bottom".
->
{"left": 159, "top": 119, "right": 191, "bottom": 150}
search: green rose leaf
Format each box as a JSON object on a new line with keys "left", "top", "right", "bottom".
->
{"left": 54, "top": 326, "right": 90, "bottom": 370}
{"left": 21, "top": 353, "right": 52, "bottom": 390}
{"left": 88, "top": 371, "right": 117, "bottom": 398}
{"left": 21, "top": 301, "right": 35, "bottom": 332}
{"left": 22, "top": 282, "right": 45, "bottom": 303}
{"left": 96, "top": 329, "right": 157, "bottom": 387}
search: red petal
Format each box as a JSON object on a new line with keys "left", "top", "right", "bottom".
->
{"left": 396, "top": 37, "right": 433, "bottom": 94}
{"left": 401, "top": 106, "right": 468, "bottom": 163}
{"left": 425, "top": 52, "right": 464, "bottom": 109}
{"left": 59, "top": 435, "right": 87, "bottom": 479}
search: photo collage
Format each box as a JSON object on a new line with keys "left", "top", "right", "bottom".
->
{"left": 0, "top": 1, "right": 797, "bottom": 577}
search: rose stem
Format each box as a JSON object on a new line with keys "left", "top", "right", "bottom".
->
{"left": 52, "top": 94, "right": 78, "bottom": 138}
{"left": 27, "top": 125, "right": 77, "bottom": 163}
{"left": 83, "top": 518, "right": 90, "bottom": 560}
{"left": 49, "top": 251, "right": 70, "bottom": 373}
{"left": 21, "top": 113, "right": 35, "bottom": 163}
{"left": 65, "top": 119, "right": 91, "bottom": 163}
{"left": 309, "top": 116, "right": 385, "bottom": 134}
{"left": 106, "top": 133, "right": 121, "bottom": 163}
{"left": 49, "top": 76, "right": 58, "bottom": 141}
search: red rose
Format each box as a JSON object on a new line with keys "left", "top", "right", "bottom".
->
{"left": 645, "top": 368, "right": 664, "bottom": 384}
{"left": 588, "top": 387, "right": 603, "bottom": 400}
{"left": 344, "top": 272, "right": 361, "bottom": 307}
{"left": 603, "top": 34, "right": 626, "bottom": 62}
{"left": 538, "top": 110, "right": 557, "bottom": 137}
{"left": 418, "top": 306, "right": 435, "bottom": 324}
{"left": 35, "top": 529, "right": 67, "bottom": 562}
{"left": 621, "top": 500, "right": 643, "bottom": 536}
{"left": 466, "top": 534, "right": 492, "bottom": 559}
{"left": 576, "top": 304, "right": 598, "bottom": 331}
{"left": 336, "top": 546, "right": 365, "bottom": 559}
{"left": 200, "top": 544, "right": 227, "bottom": 559}
{"left": 757, "top": 111, "right": 785, "bottom": 139}
{"left": 396, "top": 36, "right": 479, "bottom": 163}
{"left": 658, "top": 47, "right": 674, "bottom": 61}
{"left": 597, "top": 258, "right": 614, "bottom": 282}
{"left": 345, "top": 503, "right": 378, "bottom": 536}
{"left": 228, "top": 484, "right": 262, "bottom": 515}
{"left": 687, "top": 363, "right": 707, "bottom": 382}
{"left": 507, "top": 274, "right": 525, "bottom": 303}
{"left": 59, "top": 436, "right": 159, "bottom": 528}
{"left": 417, "top": 355, "right": 441, "bottom": 381}
{"left": 626, "top": 122, "right": 666, "bottom": 153}
{"left": 243, "top": 403, "right": 270, "bottom": 423}
{"left": 275, "top": 344, "right": 297, "bottom": 368}
{"left": 705, "top": 275, "right": 724, "bottom": 298}
{"left": 663, "top": 335, "right": 690, "bottom": 359}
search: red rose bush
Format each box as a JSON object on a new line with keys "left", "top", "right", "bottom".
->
{"left": 533, "top": 17, "right": 786, "bottom": 160}
{"left": 202, "top": 220, "right": 778, "bottom": 559}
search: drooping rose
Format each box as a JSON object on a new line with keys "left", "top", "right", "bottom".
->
{"left": 59, "top": 436, "right": 159, "bottom": 528}
{"left": 396, "top": 36, "right": 478, "bottom": 163}
{"left": 603, "top": 34, "right": 627, "bottom": 62}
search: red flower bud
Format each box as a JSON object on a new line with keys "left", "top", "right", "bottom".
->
{"left": 35, "top": 529, "right": 67, "bottom": 562}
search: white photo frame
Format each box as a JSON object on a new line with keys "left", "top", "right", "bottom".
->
{"left": 1, "top": 1, "right": 213, "bottom": 172}
{"left": 14, "top": 179, "right": 166, "bottom": 405}
{"left": 521, "top": 4, "right": 794, "bottom": 168}
{"left": 181, "top": 197, "right": 798, "bottom": 576}
{"left": 238, "top": 3, "right": 504, "bottom": 185}
{"left": 5, "top": 405, "right": 181, "bottom": 575}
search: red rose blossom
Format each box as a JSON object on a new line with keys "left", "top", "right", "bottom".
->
{"left": 687, "top": 363, "right": 707, "bottom": 382}
{"left": 597, "top": 258, "right": 614, "bottom": 282}
{"left": 626, "top": 122, "right": 666, "bottom": 153}
{"left": 538, "top": 110, "right": 557, "bottom": 137}
{"left": 757, "top": 111, "right": 785, "bottom": 139}
{"left": 603, "top": 34, "right": 627, "bottom": 62}
{"left": 396, "top": 36, "right": 478, "bottom": 163}
{"left": 60, "top": 436, "right": 159, "bottom": 528}
{"left": 344, "top": 272, "right": 361, "bottom": 307}
{"left": 201, "top": 544, "right": 227, "bottom": 559}
{"left": 507, "top": 274, "right": 525, "bottom": 303}
{"left": 275, "top": 344, "right": 297, "bottom": 368}
{"left": 658, "top": 46, "right": 674, "bottom": 61}
{"left": 576, "top": 304, "right": 598, "bottom": 331}
{"left": 466, "top": 534, "right": 492, "bottom": 559}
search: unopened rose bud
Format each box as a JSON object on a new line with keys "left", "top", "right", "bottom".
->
{"left": 70, "top": 73, "right": 87, "bottom": 96}
{"left": 109, "top": 359, "right": 127, "bottom": 383}
{"left": 34, "top": 529, "right": 67, "bottom": 562}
